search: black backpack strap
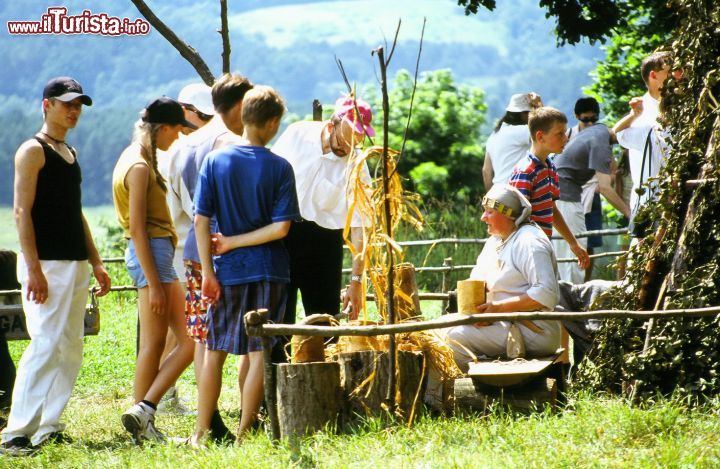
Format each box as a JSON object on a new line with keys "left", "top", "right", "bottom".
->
{"left": 632, "top": 129, "right": 654, "bottom": 214}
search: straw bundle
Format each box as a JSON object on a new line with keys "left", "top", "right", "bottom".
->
{"left": 344, "top": 144, "right": 423, "bottom": 321}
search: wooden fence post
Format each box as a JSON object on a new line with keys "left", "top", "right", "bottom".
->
{"left": 312, "top": 99, "right": 323, "bottom": 121}
{"left": 441, "top": 257, "right": 453, "bottom": 314}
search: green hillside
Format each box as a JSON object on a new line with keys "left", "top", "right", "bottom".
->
{"left": 0, "top": 0, "right": 602, "bottom": 206}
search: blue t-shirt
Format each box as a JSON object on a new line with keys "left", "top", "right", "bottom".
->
{"left": 194, "top": 145, "right": 300, "bottom": 285}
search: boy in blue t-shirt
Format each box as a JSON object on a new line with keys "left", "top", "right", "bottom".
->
{"left": 192, "top": 85, "right": 299, "bottom": 445}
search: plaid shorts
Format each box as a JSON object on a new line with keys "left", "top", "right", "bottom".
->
{"left": 184, "top": 260, "right": 208, "bottom": 343}
{"left": 206, "top": 281, "right": 287, "bottom": 355}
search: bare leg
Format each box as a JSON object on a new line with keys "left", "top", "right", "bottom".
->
{"left": 194, "top": 349, "right": 228, "bottom": 439}
{"left": 134, "top": 287, "right": 169, "bottom": 402}
{"left": 194, "top": 342, "right": 205, "bottom": 385}
{"left": 238, "top": 351, "right": 264, "bottom": 437}
{"left": 143, "top": 282, "right": 194, "bottom": 404}
{"left": 160, "top": 330, "right": 176, "bottom": 366}
{"left": 237, "top": 354, "right": 250, "bottom": 407}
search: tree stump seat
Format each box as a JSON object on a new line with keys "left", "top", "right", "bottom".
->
{"left": 454, "top": 350, "right": 566, "bottom": 413}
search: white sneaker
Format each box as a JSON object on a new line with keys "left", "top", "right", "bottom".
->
{"left": 122, "top": 403, "right": 164, "bottom": 445}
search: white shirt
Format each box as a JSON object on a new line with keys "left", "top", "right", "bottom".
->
{"left": 470, "top": 223, "right": 559, "bottom": 310}
{"left": 616, "top": 124, "right": 669, "bottom": 216}
{"left": 157, "top": 135, "right": 190, "bottom": 277}
{"left": 486, "top": 123, "right": 532, "bottom": 185}
{"left": 621, "top": 92, "right": 660, "bottom": 212}
{"left": 271, "top": 120, "right": 371, "bottom": 229}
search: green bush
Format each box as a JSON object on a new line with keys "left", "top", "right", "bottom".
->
{"left": 372, "top": 69, "right": 488, "bottom": 202}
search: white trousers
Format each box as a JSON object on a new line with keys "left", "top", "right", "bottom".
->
{"left": 552, "top": 199, "right": 587, "bottom": 284}
{"left": 446, "top": 320, "right": 561, "bottom": 372}
{"left": 2, "top": 259, "right": 89, "bottom": 445}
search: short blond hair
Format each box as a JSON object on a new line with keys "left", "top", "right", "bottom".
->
{"left": 528, "top": 106, "right": 567, "bottom": 141}
{"left": 241, "top": 85, "right": 285, "bottom": 127}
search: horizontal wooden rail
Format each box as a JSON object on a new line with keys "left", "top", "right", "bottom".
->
{"left": 341, "top": 250, "right": 627, "bottom": 274}
{"left": 246, "top": 306, "right": 720, "bottom": 338}
{"left": 94, "top": 228, "right": 628, "bottom": 265}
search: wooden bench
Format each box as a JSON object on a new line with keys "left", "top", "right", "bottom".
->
{"left": 454, "top": 350, "right": 566, "bottom": 413}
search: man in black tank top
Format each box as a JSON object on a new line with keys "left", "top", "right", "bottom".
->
{"left": 1, "top": 77, "right": 111, "bottom": 455}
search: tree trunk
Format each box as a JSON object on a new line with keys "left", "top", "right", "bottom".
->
{"left": 454, "top": 377, "right": 557, "bottom": 413}
{"left": 338, "top": 350, "right": 424, "bottom": 421}
{"left": 276, "top": 362, "right": 342, "bottom": 439}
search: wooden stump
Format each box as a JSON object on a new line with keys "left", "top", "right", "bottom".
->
{"left": 338, "top": 350, "right": 424, "bottom": 421}
{"left": 454, "top": 377, "right": 557, "bottom": 414}
{"left": 276, "top": 362, "right": 342, "bottom": 439}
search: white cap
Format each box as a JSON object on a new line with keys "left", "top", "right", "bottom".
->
{"left": 506, "top": 93, "right": 532, "bottom": 112}
{"left": 177, "top": 83, "right": 215, "bottom": 116}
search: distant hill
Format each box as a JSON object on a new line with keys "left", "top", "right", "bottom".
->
{"left": 0, "top": 0, "right": 602, "bottom": 206}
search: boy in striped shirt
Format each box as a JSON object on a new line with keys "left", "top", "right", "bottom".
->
{"left": 509, "top": 107, "right": 590, "bottom": 271}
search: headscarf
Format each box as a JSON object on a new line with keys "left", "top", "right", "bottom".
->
{"left": 482, "top": 184, "right": 532, "bottom": 226}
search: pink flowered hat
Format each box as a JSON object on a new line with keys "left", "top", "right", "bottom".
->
{"left": 333, "top": 96, "right": 376, "bottom": 137}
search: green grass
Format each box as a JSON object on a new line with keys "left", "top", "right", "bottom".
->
{"left": 5, "top": 291, "right": 720, "bottom": 467}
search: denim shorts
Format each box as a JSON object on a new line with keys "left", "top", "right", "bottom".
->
{"left": 125, "top": 237, "right": 178, "bottom": 288}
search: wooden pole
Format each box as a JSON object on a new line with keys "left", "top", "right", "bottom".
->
{"left": 312, "top": 99, "right": 323, "bottom": 121}
{"left": 243, "top": 306, "right": 720, "bottom": 338}
{"left": 244, "top": 310, "right": 281, "bottom": 442}
{"left": 261, "top": 336, "right": 281, "bottom": 441}
{"left": 374, "top": 45, "right": 398, "bottom": 413}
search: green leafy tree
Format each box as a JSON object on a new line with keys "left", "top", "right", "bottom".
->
{"left": 586, "top": 4, "right": 677, "bottom": 120}
{"left": 457, "top": 0, "right": 631, "bottom": 45}
{"left": 375, "top": 69, "right": 487, "bottom": 201}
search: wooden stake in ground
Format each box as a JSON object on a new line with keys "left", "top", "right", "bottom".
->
{"left": 373, "top": 44, "right": 398, "bottom": 414}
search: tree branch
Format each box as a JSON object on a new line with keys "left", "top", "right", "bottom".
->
{"left": 130, "top": 0, "right": 215, "bottom": 85}
{"left": 219, "top": 0, "right": 231, "bottom": 74}
{"left": 385, "top": 19, "right": 401, "bottom": 67}
{"left": 391, "top": 17, "right": 426, "bottom": 178}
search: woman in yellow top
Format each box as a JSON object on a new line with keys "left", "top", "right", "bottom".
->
{"left": 111, "top": 97, "right": 195, "bottom": 444}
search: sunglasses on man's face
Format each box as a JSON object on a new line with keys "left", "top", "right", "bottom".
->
{"left": 579, "top": 115, "right": 599, "bottom": 124}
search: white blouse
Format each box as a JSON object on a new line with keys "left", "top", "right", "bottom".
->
{"left": 470, "top": 223, "right": 559, "bottom": 310}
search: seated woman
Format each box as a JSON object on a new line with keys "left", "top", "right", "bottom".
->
{"left": 447, "top": 185, "right": 561, "bottom": 372}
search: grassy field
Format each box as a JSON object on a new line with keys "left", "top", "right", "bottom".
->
{"left": 4, "top": 290, "right": 720, "bottom": 468}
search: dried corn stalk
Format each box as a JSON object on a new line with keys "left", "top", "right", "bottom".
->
{"left": 344, "top": 144, "right": 423, "bottom": 321}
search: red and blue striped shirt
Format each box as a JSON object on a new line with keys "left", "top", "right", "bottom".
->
{"left": 509, "top": 153, "right": 560, "bottom": 237}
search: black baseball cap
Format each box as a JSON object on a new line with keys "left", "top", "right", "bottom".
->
{"left": 142, "top": 96, "right": 198, "bottom": 130}
{"left": 43, "top": 76, "right": 92, "bottom": 106}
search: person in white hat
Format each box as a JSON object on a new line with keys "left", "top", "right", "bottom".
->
{"left": 158, "top": 82, "right": 216, "bottom": 279}
{"left": 446, "top": 184, "right": 561, "bottom": 371}
{"left": 482, "top": 92, "right": 543, "bottom": 192}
